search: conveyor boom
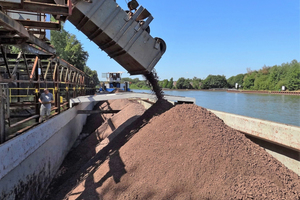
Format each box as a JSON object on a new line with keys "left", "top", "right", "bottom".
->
{"left": 69, "top": 0, "right": 166, "bottom": 75}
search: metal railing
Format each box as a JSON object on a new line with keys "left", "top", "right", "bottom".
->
{"left": 9, "top": 88, "right": 55, "bottom": 103}
{"left": 0, "top": 83, "right": 9, "bottom": 143}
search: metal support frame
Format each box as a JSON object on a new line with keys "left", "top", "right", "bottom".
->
{"left": 19, "top": 43, "right": 49, "bottom": 55}
{"left": 0, "top": 10, "right": 56, "bottom": 54}
{"left": 0, "top": 83, "right": 9, "bottom": 144}
{"left": 54, "top": 61, "right": 60, "bottom": 114}
{"left": 0, "top": 51, "right": 95, "bottom": 141}
{"left": 0, "top": 1, "right": 70, "bottom": 16}
{"left": 16, "top": 19, "right": 61, "bottom": 31}
{"left": 0, "top": 46, "right": 11, "bottom": 78}
{"left": 0, "top": 84, "right": 5, "bottom": 143}
{"left": 0, "top": 0, "right": 96, "bottom": 141}
{"left": 34, "top": 58, "right": 40, "bottom": 122}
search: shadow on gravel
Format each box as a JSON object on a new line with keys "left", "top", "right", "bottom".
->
{"left": 46, "top": 99, "right": 173, "bottom": 200}
{"left": 45, "top": 101, "right": 108, "bottom": 199}
{"left": 81, "top": 101, "right": 107, "bottom": 133}
{"left": 76, "top": 150, "right": 127, "bottom": 200}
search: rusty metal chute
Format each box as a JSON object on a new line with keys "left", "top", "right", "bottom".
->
{"left": 69, "top": 0, "right": 166, "bottom": 75}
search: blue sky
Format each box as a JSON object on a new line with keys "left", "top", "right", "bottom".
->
{"left": 64, "top": 0, "right": 300, "bottom": 81}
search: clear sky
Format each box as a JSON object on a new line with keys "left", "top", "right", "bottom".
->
{"left": 64, "top": 0, "right": 300, "bottom": 81}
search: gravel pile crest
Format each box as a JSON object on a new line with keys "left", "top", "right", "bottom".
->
{"left": 52, "top": 103, "right": 300, "bottom": 200}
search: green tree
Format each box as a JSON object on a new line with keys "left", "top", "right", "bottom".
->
{"left": 162, "top": 79, "right": 169, "bottom": 88}
{"left": 8, "top": 45, "right": 21, "bottom": 54}
{"left": 287, "top": 61, "right": 300, "bottom": 91}
{"left": 132, "top": 78, "right": 140, "bottom": 84}
{"left": 253, "top": 74, "right": 268, "bottom": 90}
{"left": 50, "top": 22, "right": 88, "bottom": 71}
{"left": 227, "top": 74, "right": 245, "bottom": 88}
{"left": 201, "top": 75, "right": 228, "bottom": 89}
{"left": 90, "top": 70, "right": 99, "bottom": 86}
{"left": 158, "top": 80, "right": 163, "bottom": 87}
{"left": 267, "top": 65, "right": 282, "bottom": 90}
{"left": 167, "top": 78, "right": 174, "bottom": 89}
{"left": 241, "top": 60, "right": 300, "bottom": 91}
{"left": 122, "top": 77, "right": 150, "bottom": 89}
{"left": 176, "top": 77, "right": 186, "bottom": 89}
{"left": 121, "top": 77, "right": 131, "bottom": 83}
{"left": 183, "top": 79, "right": 192, "bottom": 89}
{"left": 84, "top": 66, "right": 99, "bottom": 85}
{"left": 243, "top": 73, "right": 256, "bottom": 89}
{"left": 191, "top": 77, "right": 201, "bottom": 89}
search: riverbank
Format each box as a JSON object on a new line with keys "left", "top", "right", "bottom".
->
{"left": 131, "top": 88, "right": 300, "bottom": 95}
{"left": 131, "top": 88, "right": 227, "bottom": 92}
{"left": 132, "top": 89, "right": 300, "bottom": 126}
{"left": 227, "top": 90, "right": 300, "bottom": 96}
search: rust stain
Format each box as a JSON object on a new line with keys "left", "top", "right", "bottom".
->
{"left": 1, "top": 161, "right": 52, "bottom": 200}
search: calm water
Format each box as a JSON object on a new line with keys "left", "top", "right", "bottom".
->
{"left": 132, "top": 89, "right": 300, "bottom": 127}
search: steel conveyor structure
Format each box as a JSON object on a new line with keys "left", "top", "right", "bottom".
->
{"left": 0, "top": 0, "right": 96, "bottom": 142}
{"left": 0, "top": 0, "right": 166, "bottom": 142}
{"left": 69, "top": 0, "right": 166, "bottom": 75}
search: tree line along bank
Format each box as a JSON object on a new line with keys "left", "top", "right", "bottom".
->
{"left": 123, "top": 60, "right": 300, "bottom": 91}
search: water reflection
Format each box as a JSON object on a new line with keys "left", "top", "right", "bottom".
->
{"left": 132, "top": 89, "right": 300, "bottom": 127}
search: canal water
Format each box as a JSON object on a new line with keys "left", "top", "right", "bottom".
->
{"left": 132, "top": 89, "right": 300, "bottom": 127}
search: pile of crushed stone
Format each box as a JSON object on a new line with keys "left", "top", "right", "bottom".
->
{"left": 47, "top": 103, "right": 300, "bottom": 200}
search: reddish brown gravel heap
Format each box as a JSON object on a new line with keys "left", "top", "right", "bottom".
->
{"left": 50, "top": 104, "right": 300, "bottom": 200}
{"left": 45, "top": 99, "right": 146, "bottom": 197}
